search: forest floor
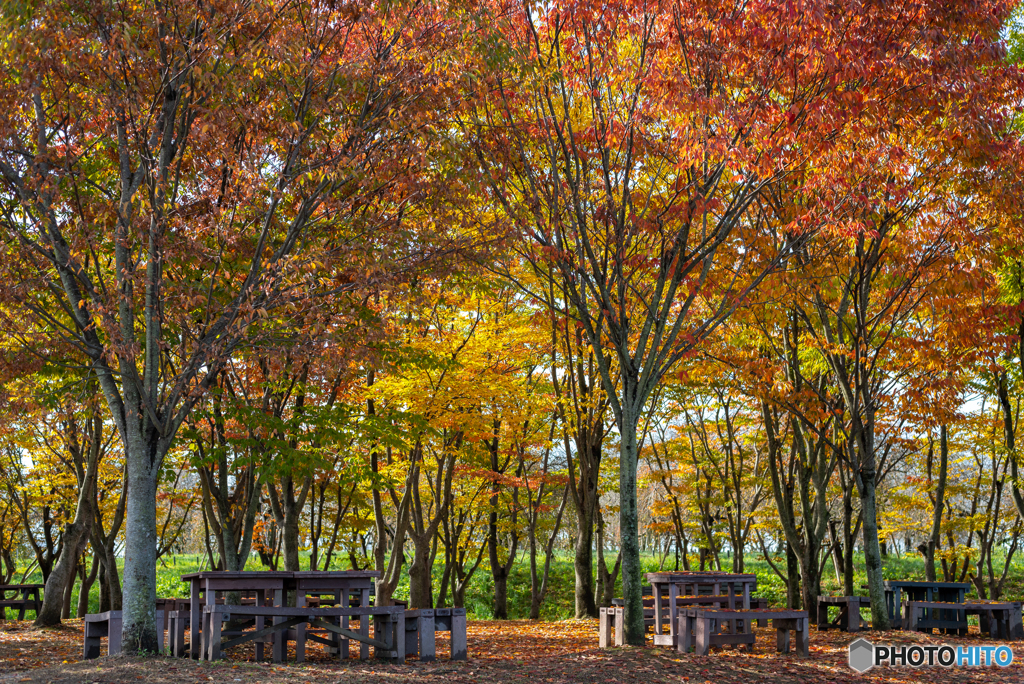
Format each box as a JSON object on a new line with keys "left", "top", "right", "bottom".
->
{"left": 0, "top": 618, "right": 1020, "bottom": 683}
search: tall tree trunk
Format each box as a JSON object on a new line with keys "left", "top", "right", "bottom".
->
{"left": 77, "top": 554, "right": 99, "bottom": 618}
{"left": 120, "top": 432, "right": 164, "bottom": 652}
{"left": 408, "top": 536, "right": 434, "bottom": 609}
{"left": 855, "top": 441, "right": 889, "bottom": 629}
{"left": 925, "top": 426, "right": 948, "bottom": 582}
{"left": 618, "top": 410, "right": 643, "bottom": 645}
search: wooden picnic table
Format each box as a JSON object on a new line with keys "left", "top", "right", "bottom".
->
{"left": 181, "top": 570, "right": 380, "bottom": 661}
{"left": 646, "top": 572, "right": 757, "bottom": 648}
{"left": 0, "top": 584, "right": 43, "bottom": 620}
{"left": 862, "top": 580, "right": 971, "bottom": 629}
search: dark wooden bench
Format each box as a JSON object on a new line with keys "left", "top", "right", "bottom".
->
{"left": 679, "top": 608, "right": 809, "bottom": 657}
{"left": 84, "top": 610, "right": 165, "bottom": 658}
{"left": 901, "top": 600, "right": 967, "bottom": 634}
{"left": 904, "top": 600, "right": 1023, "bottom": 640}
{"left": 202, "top": 604, "right": 406, "bottom": 662}
{"left": 400, "top": 608, "right": 467, "bottom": 661}
{"left": 599, "top": 596, "right": 769, "bottom": 647}
{"left": 817, "top": 596, "right": 867, "bottom": 632}
{"left": 0, "top": 584, "right": 43, "bottom": 620}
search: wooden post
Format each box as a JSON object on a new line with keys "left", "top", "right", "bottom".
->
{"left": 653, "top": 582, "right": 663, "bottom": 637}
{"left": 776, "top": 621, "right": 790, "bottom": 653}
{"left": 599, "top": 608, "right": 611, "bottom": 648}
{"left": 207, "top": 608, "right": 223, "bottom": 661}
{"left": 189, "top": 579, "right": 201, "bottom": 659}
{"left": 847, "top": 598, "right": 859, "bottom": 632}
{"left": 419, "top": 610, "right": 436, "bottom": 661}
{"left": 668, "top": 582, "right": 679, "bottom": 647}
{"left": 451, "top": 609, "right": 468, "bottom": 661}
{"left": 255, "top": 589, "right": 265, "bottom": 661}
{"left": 695, "top": 616, "right": 710, "bottom": 656}
{"left": 796, "top": 617, "right": 808, "bottom": 656}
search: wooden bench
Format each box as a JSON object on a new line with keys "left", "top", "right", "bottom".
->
{"left": 678, "top": 608, "right": 809, "bottom": 657}
{"left": 203, "top": 604, "right": 406, "bottom": 662}
{"left": 400, "top": 608, "right": 467, "bottom": 661}
{"left": 904, "top": 600, "right": 1023, "bottom": 640}
{"left": 83, "top": 610, "right": 165, "bottom": 658}
{"left": 901, "top": 600, "right": 967, "bottom": 634}
{"left": 600, "top": 596, "right": 769, "bottom": 647}
{"left": 816, "top": 596, "right": 867, "bottom": 632}
{"left": 0, "top": 585, "right": 43, "bottom": 621}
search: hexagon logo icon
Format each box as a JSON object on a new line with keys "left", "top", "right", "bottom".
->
{"left": 848, "top": 638, "right": 875, "bottom": 673}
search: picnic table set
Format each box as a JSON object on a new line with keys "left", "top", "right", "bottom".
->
{"left": 599, "top": 573, "right": 1024, "bottom": 656}
{"left": 81, "top": 569, "right": 467, "bottom": 663}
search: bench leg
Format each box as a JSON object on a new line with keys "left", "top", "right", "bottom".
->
{"left": 83, "top": 621, "right": 104, "bottom": 660}
{"left": 451, "top": 612, "right": 467, "bottom": 661}
{"left": 339, "top": 615, "right": 350, "bottom": 659}
{"left": 796, "top": 618, "right": 809, "bottom": 657}
{"left": 776, "top": 625, "right": 790, "bottom": 654}
{"left": 599, "top": 608, "right": 611, "bottom": 648}
{"left": 848, "top": 599, "right": 860, "bottom": 632}
{"left": 108, "top": 615, "right": 122, "bottom": 656}
{"left": 420, "top": 613, "right": 435, "bottom": 662}
{"left": 394, "top": 612, "right": 405, "bottom": 661}
{"left": 272, "top": 615, "right": 287, "bottom": 663}
{"left": 359, "top": 615, "right": 370, "bottom": 660}
{"left": 695, "top": 617, "right": 711, "bottom": 656}
{"left": 613, "top": 607, "right": 624, "bottom": 647}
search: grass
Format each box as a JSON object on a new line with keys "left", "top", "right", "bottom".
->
{"left": 10, "top": 546, "right": 1024, "bottom": 620}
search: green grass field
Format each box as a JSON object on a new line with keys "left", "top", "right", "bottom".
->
{"left": 13, "top": 548, "right": 1024, "bottom": 620}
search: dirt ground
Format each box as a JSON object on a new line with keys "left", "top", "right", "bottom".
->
{"left": 0, "top": 618, "right": 1020, "bottom": 683}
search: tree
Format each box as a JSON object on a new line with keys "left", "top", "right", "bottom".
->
{"left": 470, "top": 0, "right": 940, "bottom": 642}
{"left": 0, "top": 0, "right": 468, "bottom": 649}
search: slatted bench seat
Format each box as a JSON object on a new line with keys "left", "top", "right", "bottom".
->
{"left": 678, "top": 608, "right": 809, "bottom": 657}
{"left": 903, "top": 600, "right": 1023, "bottom": 640}
{"left": 203, "top": 604, "right": 406, "bottom": 662}
{"left": 816, "top": 596, "right": 867, "bottom": 632}
{"left": 84, "top": 610, "right": 165, "bottom": 658}
{"left": 901, "top": 600, "right": 967, "bottom": 634}
{"left": 599, "top": 596, "right": 769, "bottom": 647}
{"left": 400, "top": 608, "right": 467, "bottom": 661}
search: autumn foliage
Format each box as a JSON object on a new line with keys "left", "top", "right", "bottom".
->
{"left": 0, "top": 0, "right": 1022, "bottom": 663}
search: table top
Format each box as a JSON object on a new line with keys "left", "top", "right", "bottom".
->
{"left": 181, "top": 570, "right": 379, "bottom": 581}
{"left": 291, "top": 570, "right": 379, "bottom": 579}
{"left": 0, "top": 584, "right": 44, "bottom": 589}
{"left": 880, "top": 580, "right": 972, "bottom": 590}
{"left": 181, "top": 571, "right": 294, "bottom": 580}
{"left": 647, "top": 572, "right": 757, "bottom": 584}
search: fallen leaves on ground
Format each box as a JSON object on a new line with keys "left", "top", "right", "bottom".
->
{"left": 0, "top": 618, "right": 1020, "bottom": 683}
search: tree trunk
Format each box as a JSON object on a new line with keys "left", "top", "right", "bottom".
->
{"left": 408, "top": 537, "right": 434, "bottom": 609}
{"left": 572, "top": 477, "right": 598, "bottom": 618}
{"left": 785, "top": 539, "right": 801, "bottom": 610}
{"left": 856, "top": 464, "right": 889, "bottom": 629}
{"left": 77, "top": 554, "right": 99, "bottom": 618}
{"left": 61, "top": 556, "right": 78, "bottom": 620}
{"left": 120, "top": 433, "right": 163, "bottom": 653}
{"left": 925, "top": 426, "right": 948, "bottom": 582}
{"left": 618, "top": 413, "right": 644, "bottom": 645}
